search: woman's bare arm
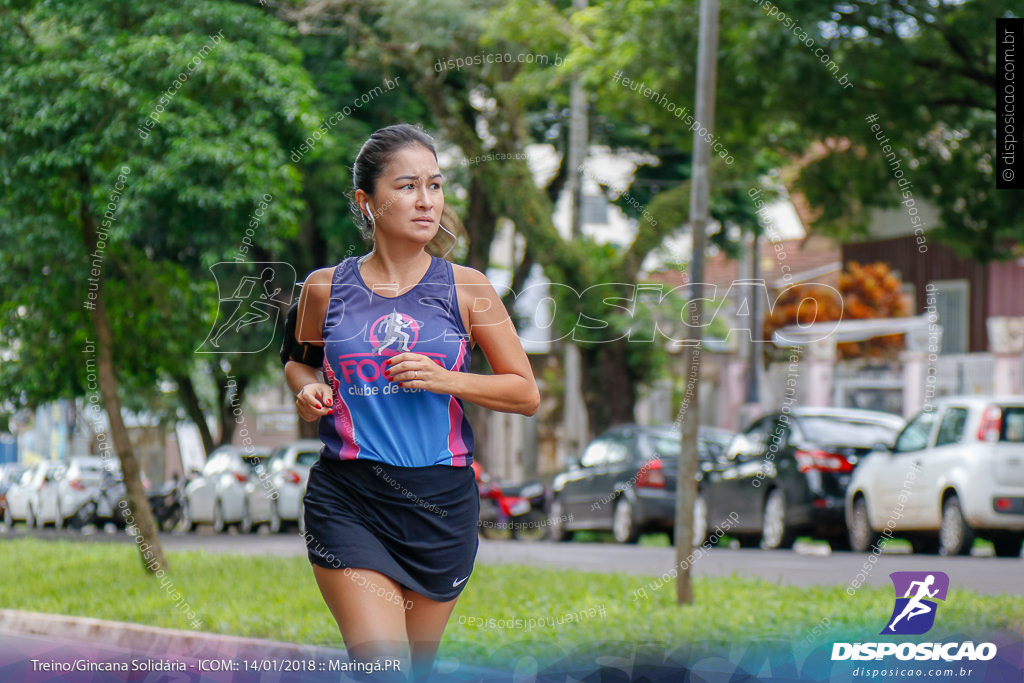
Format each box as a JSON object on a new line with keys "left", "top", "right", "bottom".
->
{"left": 286, "top": 267, "right": 335, "bottom": 422}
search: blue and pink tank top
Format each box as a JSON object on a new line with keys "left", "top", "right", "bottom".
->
{"left": 317, "top": 255, "right": 474, "bottom": 467}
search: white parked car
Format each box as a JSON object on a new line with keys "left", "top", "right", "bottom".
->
{"left": 0, "top": 463, "right": 27, "bottom": 528}
{"left": 243, "top": 440, "right": 321, "bottom": 533}
{"left": 42, "top": 457, "right": 134, "bottom": 529}
{"left": 180, "top": 446, "right": 271, "bottom": 533}
{"left": 19, "top": 457, "right": 144, "bottom": 530}
{"left": 3, "top": 462, "right": 57, "bottom": 528}
{"left": 846, "top": 396, "right": 1024, "bottom": 557}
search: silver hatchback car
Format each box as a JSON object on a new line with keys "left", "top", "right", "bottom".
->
{"left": 180, "top": 446, "right": 272, "bottom": 533}
{"left": 846, "top": 396, "right": 1024, "bottom": 557}
{"left": 244, "top": 440, "right": 322, "bottom": 534}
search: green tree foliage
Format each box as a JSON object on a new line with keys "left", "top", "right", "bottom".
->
{"left": 734, "top": 0, "right": 1019, "bottom": 260}
{"left": 0, "top": 0, "right": 321, "bottom": 571}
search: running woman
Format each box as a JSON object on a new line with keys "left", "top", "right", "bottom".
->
{"left": 284, "top": 124, "right": 539, "bottom": 681}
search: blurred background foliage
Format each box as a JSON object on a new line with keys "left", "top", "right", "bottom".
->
{"left": 0, "top": 0, "right": 1018, "bottom": 436}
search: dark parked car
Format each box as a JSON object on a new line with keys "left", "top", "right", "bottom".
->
{"left": 548, "top": 424, "right": 735, "bottom": 544}
{"left": 700, "top": 407, "right": 905, "bottom": 550}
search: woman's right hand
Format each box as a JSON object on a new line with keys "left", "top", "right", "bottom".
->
{"left": 296, "top": 383, "right": 334, "bottom": 422}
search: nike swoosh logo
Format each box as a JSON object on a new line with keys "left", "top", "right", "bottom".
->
{"left": 452, "top": 576, "right": 469, "bottom": 588}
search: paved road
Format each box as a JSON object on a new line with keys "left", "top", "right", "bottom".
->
{"left": 4, "top": 527, "right": 1021, "bottom": 595}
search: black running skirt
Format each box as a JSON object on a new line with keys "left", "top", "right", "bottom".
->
{"left": 303, "top": 456, "right": 479, "bottom": 602}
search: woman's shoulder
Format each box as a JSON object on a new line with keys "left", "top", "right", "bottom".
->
{"left": 300, "top": 264, "right": 341, "bottom": 303}
{"left": 451, "top": 262, "right": 492, "bottom": 287}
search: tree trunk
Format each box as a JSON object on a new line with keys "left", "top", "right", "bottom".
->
{"left": 174, "top": 372, "right": 214, "bottom": 455}
{"left": 80, "top": 189, "right": 169, "bottom": 575}
{"left": 213, "top": 368, "right": 249, "bottom": 446}
{"left": 465, "top": 175, "right": 497, "bottom": 273}
{"left": 581, "top": 340, "right": 637, "bottom": 430}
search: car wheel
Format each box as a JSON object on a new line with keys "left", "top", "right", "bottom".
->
{"left": 74, "top": 501, "right": 96, "bottom": 529}
{"left": 178, "top": 499, "right": 193, "bottom": 533}
{"left": 612, "top": 498, "right": 640, "bottom": 544}
{"left": 546, "top": 497, "right": 573, "bottom": 542}
{"left": 939, "top": 495, "right": 974, "bottom": 556}
{"left": 212, "top": 500, "right": 226, "bottom": 534}
{"left": 512, "top": 510, "right": 547, "bottom": 542}
{"left": 165, "top": 502, "right": 183, "bottom": 533}
{"left": 2, "top": 505, "right": 12, "bottom": 530}
{"left": 760, "top": 489, "right": 796, "bottom": 550}
{"left": 991, "top": 534, "right": 1023, "bottom": 558}
{"left": 240, "top": 501, "right": 252, "bottom": 535}
{"left": 268, "top": 500, "right": 282, "bottom": 534}
{"left": 908, "top": 534, "right": 941, "bottom": 555}
{"left": 693, "top": 493, "right": 709, "bottom": 546}
{"left": 849, "top": 496, "right": 881, "bottom": 553}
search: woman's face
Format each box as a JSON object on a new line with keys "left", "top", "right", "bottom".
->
{"left": 362, "top": 144, "right": 443, "bottom": 249}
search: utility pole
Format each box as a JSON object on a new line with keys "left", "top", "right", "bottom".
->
{"left": 568, "top": 0, "right": 588, "bottom": 240}
{"left": 746, "top": 231, "right": 760, "bottom": 404}
{"left": 675, "top": 0, "right": 719, "bottom": 606}
{"left": 563, "top": 0, "right": 590, "bottom": 459}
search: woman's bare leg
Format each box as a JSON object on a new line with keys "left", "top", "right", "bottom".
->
{"left": 402, "top": 589, "right": 459, "bottom": 681}
{"left": 313, "top": 565, "right": 411, "bottom": 680}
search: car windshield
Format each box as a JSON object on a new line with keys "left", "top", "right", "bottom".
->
{"left": 798, "top": 416, "right": 901, "bottom": 447}
{"left": 296, "top": 451, "right": 320, "bottom": 466}
{"left": 1002, "top": 407, "right": 1024, "bottom": 442}
{"left": 649, "top": 431, "right": 723, "bottom": 459}
{"left": 243, "top": 455, "right": 270, "bottom": 472}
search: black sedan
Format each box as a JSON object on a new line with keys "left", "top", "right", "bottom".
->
{"left": 700, "top": 407, "right": 905, "bottom": 550}
{"left": 548, "top": 424, "right": 734, "bottom": 543}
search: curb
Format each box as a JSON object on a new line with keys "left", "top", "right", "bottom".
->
{"left": 0, "top": 609, "right": 506, "bottom": 681}
{"left": 0, "top": 608, "right": 345, "bottom": 659}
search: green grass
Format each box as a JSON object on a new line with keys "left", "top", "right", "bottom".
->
{"left": 1, "top": 538, "right": 1021, "bottom": 669}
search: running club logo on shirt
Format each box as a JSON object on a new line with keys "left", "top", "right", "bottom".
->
{"left": 881, "top": 571, "right": 949, "bottom": 635}
{"left": 370, "top": 310, "right": 422, "bottom": 355}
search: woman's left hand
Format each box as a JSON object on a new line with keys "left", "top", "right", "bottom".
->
{"left": 384, "top": 353, "right": 456, "bottom": 394}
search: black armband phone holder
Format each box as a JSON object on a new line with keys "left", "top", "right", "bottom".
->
{"left": 280, "top": 300, "right": 325, "bottom": 368}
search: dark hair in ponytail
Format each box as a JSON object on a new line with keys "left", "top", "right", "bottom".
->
{"left": 350, "top": 124, "right": 438, "bottom": 240}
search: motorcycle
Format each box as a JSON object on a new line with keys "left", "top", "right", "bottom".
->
{"left": 473, "top": 462, "right": 549, "bottom": 541}
{"left": 68, "top": 469, "right": 131, "bottom": 531}
{"left": 146, "top": 477, "right": 185, "bottom": 532}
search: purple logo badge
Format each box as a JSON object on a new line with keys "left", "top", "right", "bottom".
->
{"left": 882, "top": 571, "right": 949, "bottom": 635}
